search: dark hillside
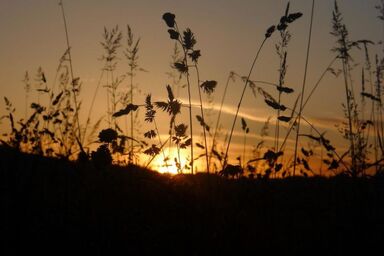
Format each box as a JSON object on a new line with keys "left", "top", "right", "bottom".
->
{"left": 1, "top": 146, "right": 383, "bottom": 255}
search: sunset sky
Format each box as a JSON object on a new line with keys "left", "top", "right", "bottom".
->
{"left": 0, "top": 0, "right": 383, "bottom": 173}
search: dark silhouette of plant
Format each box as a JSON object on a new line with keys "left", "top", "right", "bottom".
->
{"left": 163, "top": 12, "right": 216, "bottom": 174}
{"left": 224, "top": 3, "right": 302, "bottom": 168}
{"left": 100, "top": 25, "right": 123, "bottom": 128}
{"left": 209, "top": 71, "right": 235, "bottom": 170}
{"left": 241, "top": 118, "right": 250, "bottom": 169}
{"left": 154, "top": 85, "right": 189, "bottom": 172}
{"left": 22, "top": 72, "right": 31, "bottom": 120}
{"left": 329, "top": 1, "right": 369, "bottom": 176}
{"left": 292, "top": 0, "right": 315, "bottom": 176}
{"left": 59, "top": 0, "right": 82, "bottom": 144}
{"left": 219, "top": 164, "right": 243, "bottom": 179}
{"left": 123, "top": 25, "right": 144, "bottom": 164}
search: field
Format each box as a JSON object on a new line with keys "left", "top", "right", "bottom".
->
{"left": 1, "top": 146, "right": 383, "bottom": 254}
{"left": 2, "top": 1, "right": 384, "bottom": 254}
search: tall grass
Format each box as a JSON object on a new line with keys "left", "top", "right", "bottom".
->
{"left": 3, "top": 1, "right": 384, "bottom": 178}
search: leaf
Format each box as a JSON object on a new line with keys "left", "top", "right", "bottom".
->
{"left": 4, "top": 97, "right": 10, "bottom": 106}
{"left": 166, "top": 84, "right": 175, "bottom": 102}
{"left": 275, "top": 163, "right": 283, "bottom": 173}
{"left": 265, "top": 25, "right": 276, "bottom": 38}
{"left": 200, "top": 80, "right": 217, "bottom": 95}
{"left": 155, "top": 101, "right": 168, "bottom": 112}
{"left": 278, "top": 116, "right": 291, "bottom": 122}
{"left": 301, "top": 147, "right": 310, "bottom": 157}
{"left": 328, "top": 159, "right": 339, "bottom": 170}
{"left": 168, "top": 29, "right": 179, "bottom": 40}
{"left": 361, "top": 92, "right": 381, "bottom": 102}
{"left": 196, "top": 115, "right": 210, "bottom": 132}
{"left": 287, "top": 12, "right": 303, "bottom": 23}
{"left": 241, "top": 118, "right": 247, "bottom": 131}
{"left": 302, "top": 159, "right": 311, "bottom": 171}
{"left": 258, "top": 87, "right": 286, "bottom": 111}
{"left": 212, "top": 149, "right": 222, "bottom": 161}
{"left": 323, "top": 159, "right": 331, "bottom": 165}
{"left": 174, "top": 62, "right": 188, "bottom": 73}
{"left": 98, "top": 128, "right": 118, "bottom": 143}
{"left": 144, "top": 144, "right": 161, "bottom": 156}
{"left": 145, "top": 94, "right": 156, "bottom": 122}
{"left": 265, "top": 99, "right": 287, "bottom": 111}
{"left": 113, "top": 103, "right": 139, "bottom": 118}
{"left": 183, "top": 28, "right": 196, "bottom": 50}
{"left": 174, "top": 124, "right": 188, "bottom": 137}
{"left": 162, "top": 12, "right": 176, "bottom": 28}
{"left": 144, "top": 130, "right": 157, "bottom": 139}
{"left": 196, "top": 142, "right": 205, "bottom": 149}
{"left": 31, "top": 102, "right": 45, "bottom": 113}
{"left": 52, "top": 91, "right": 63, "bottom": 106}
{"left": 277, "top": 86, "right": 294, "bottom": 94}
{"left": 263, "top": 150, "right": 283, "bottom": 162}
{"left": 180, "top": 138, "right": 192, "bottom": 149}
{"left": 188, "top": 50, "right": 201, "bottom": 63}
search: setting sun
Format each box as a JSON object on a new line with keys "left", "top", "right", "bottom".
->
{"left": 1, "top": 0, "right": 384, "bottom": 254}
{"left": 150, "top": 148, "right": 190, "bottom": 175}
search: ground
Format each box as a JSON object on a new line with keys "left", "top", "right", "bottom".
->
{"left": 1, "top": 146, "right": 383, "bottom": 255}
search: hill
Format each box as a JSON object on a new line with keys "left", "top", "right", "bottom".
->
{"left": 1, "top": 146, "right": 383, "bottom": 255}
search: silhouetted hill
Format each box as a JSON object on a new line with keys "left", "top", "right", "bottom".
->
{"left": 1, "top": 146, "right": 383, "bottom": 255}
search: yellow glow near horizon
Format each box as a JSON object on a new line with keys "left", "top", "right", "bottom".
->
{"left": 150, "top": 148, "right": 192, "bottom": 175}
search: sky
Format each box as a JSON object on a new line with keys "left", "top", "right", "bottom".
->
{"left": 0, "top": 0, "right": 383, "bottom": 173}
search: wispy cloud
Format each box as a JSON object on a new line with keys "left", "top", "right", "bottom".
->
{"left": 176, "top": 97, "right": 343, "bottom": 132}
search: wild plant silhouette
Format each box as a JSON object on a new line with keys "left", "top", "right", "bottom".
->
{"left": 2, "top": 1, "right": 384, "bottom": 254}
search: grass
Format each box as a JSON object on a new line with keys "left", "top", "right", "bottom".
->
{"left": 2, "top": 1, "right": 384, "bottom": 254}
{"left": 1, "top": 0, "right": 384, "bottom": 178}
{"left": 1, "top": 145, "right": 383, "bottom": 254}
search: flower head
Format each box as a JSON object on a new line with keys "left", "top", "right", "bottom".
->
{"left": 163, "top": 12, "right": 176, "bottom": 28}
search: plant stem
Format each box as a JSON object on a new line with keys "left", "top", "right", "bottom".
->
{"left": 194, "top": 65, "right": 210, "bottom": 173}
{"left": 342, "top": 60, "right": 357, "bottom": 175}
{"left": 293, "top": 0, "right": 315, "bottom": 176}
{"left": 185, "top": 68, "right": 194, "bottom": 174}
{"left": 83, "top": 69, "right": 105, "bottom": 145}
{"left": 224, "top": 37, "right": 267, "bottom": 167}
{"left": 278, "top": 57, "right": 337, "bottom": 153}
{"left": 130, "top": 64, "right": 134, "bottom": 164}
{"left": 175, "top": 22, "right": 194, "bottom": 174}
{"left": 154, "top": 119, "right": 170, "bottom": 172}
{"left": 59, "top": 0, "right": 82, "bottom": 143}
{"left": 209, "top": 72, "right": 232, "bottom": 170}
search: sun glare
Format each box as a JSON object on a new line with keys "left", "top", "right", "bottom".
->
{"left": 150, "top": 149, "right": 190, "bottom": 175}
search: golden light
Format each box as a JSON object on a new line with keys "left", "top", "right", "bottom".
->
{"left": 150, "top": 148, "right": 190, "bottom": 175}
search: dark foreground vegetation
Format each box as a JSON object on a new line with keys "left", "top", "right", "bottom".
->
{"left": 1, "top": 146, "right": 383, "bottom": 255}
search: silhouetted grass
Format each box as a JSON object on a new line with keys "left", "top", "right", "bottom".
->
{"left": 1, "top": 146, "right": 384, "bottom": 254}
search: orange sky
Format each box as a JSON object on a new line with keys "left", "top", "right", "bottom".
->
{"left": 0, "top": 0, "right": 383, "bottom": 173}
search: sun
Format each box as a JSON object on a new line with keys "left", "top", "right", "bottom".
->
{"left": 150, "top": 148, "right": 190, "bottom": 175}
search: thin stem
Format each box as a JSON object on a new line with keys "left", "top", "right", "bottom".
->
{"left": 243, "top": 132, "right": 247, "bottom": 169}
{"left": 293, "top": 0, "right": 315, "bottom": 176}
{"left": 145, "top": 137, "right": 170, "bottom": 169}
{"left": 224, "top": 37, "right": 267, "bottom": 167}
{"left": 194, "top": 65, "right": 210, "bottom": 173}
{"left": 154, "top": 119, "right": 170, "bottom": 173}
{"left": 279, "top": 56, "right": 337, "bottom": 154}
{"left": 342, "top": 60, "right": 356, "bottom": 175}
{"left": 209, "top": 72, "right": 232, "bottom": 170}
{"left": 289, "top": 107, "right": 349, "bottom": 171}
{"left": 83, "top": 69, "right": 105, "bottom": 144}
{"left": 175, "top": 22, "right": 194, "bottom": 174}
{"left": 130, "top": 65, "right": 134, "bottom": 164}
{"left": 185, "top": 68, "right": 194, "bottom": 174}
{"left": 59, "top": 0, "right": 81, "bottom": 143}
